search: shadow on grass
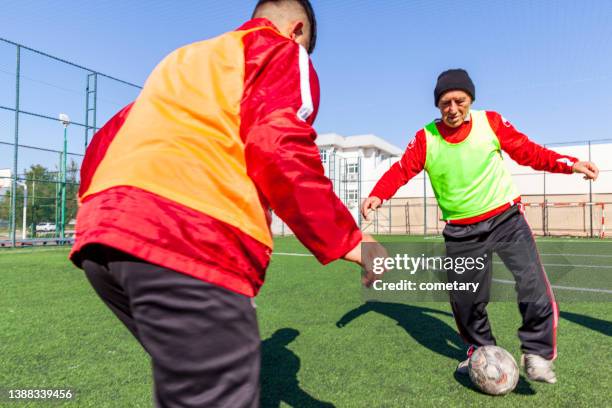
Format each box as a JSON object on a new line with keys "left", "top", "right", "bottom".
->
{"left": 453, "top": 371, "right": 536, "bottom": 396}
{"left": 560, "top": 311, "right": 611, "bottom": 337}
{"left": 336, "top": 301, "right": 464, "bottom": 360}
{"left": 261, "top": 328, "right": 335, "bottom": 408}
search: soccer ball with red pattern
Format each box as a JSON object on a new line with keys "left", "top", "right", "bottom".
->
{"left": 468, "top": 345, "right": 519, "bottom": 395}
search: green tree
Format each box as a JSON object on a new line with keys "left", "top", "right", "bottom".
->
{"left": 0, "top": 160, "right": 81, "bottom": 238}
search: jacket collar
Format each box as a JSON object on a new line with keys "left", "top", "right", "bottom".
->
{"left": 237, "top": 18, "right": 280, "bottom": 33}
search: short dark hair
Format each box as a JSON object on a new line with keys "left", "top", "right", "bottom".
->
{"left": 252, "top": 0, "right": 317, "bottom": 54}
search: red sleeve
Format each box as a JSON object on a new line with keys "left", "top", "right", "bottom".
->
{"left": 369, "top": 130, "right": 426, "bottom": 201}
{"left": 240, "top": 29, "right": 361, "bottom": 265}
{"left": 79, "top": 103, "right": 134, "bottom": 197}
{"left": 487, "top": 111, "right": 578, "bottom": 174}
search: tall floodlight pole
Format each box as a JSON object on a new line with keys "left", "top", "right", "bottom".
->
{"left": 59, "top": 113, "right": 70, "bottom": 241}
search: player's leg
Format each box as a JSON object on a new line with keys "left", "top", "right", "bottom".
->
{"left": 444, "top": 225, "right": 496, "bottom": 374}
{"left": 492, "top": 206, "right": 558, "bottom": 383}
{"left": 81, "top": 244, "right": 141, "bottom": 343}
{"left": 108, "top": 251, "right": 260, "bottom": 408}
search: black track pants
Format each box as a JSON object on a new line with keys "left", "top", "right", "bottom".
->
{"left": 443, "top": 205, "right": 558, "bottom": 360}
{"left": 80, "top": 245, "right": 261, "bottom": 408}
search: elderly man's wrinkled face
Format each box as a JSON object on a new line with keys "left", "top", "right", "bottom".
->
{"left": 438, "top": 90, "right": 472, "bottom": 128}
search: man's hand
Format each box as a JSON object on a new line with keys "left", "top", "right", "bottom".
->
{"left": 342, "top": 233, "right": 388, "bottom": 287}
{"left": 573, "top": 161, "right": 599, "bottom": 181}
{"left": 361, "top": 196, "right": 382, "bottom": 221}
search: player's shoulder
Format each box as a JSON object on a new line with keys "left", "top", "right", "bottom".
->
{"left": 239, "top": 18, "right": 298, "bottom": 52}
{"left": 481, "top": 110, "right": 509, "bottom": 122}
{"left": 478, "top": 110, "right": 504, "bottom": 126}
{"left": 482, "top": 110, "right": 501, "bottom": 118}
{"left": 480, "top": 110, "right": 517, "bottom": 135}
{"left": 407, "top": 129, "right": 426, "bottom": 150}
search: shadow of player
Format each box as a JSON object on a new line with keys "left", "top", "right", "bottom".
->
{"left": 560, "top": 311, "right": 612, "bottom": 337}
{"left": 336, "top": 301, "right": 464, "bottom": 361}
{"left": 261, "top": 328, "right": 335, "bottom": 408}
{"left": 453, "top": 371, "right": 536, "bottom": 396}
{"left": 337, "top": 302, "right": 537, "bottom": 395}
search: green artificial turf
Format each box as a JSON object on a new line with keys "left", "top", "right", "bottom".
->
{"left": 0, "top": 237, "right": 610, "bottom": 407}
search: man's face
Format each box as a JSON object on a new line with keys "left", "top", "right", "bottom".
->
{"left": 438, "top": 90, "right": 472, "bottom": 128}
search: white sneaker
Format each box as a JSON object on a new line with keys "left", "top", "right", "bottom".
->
{"left": 456, "top": 345, "right": 476, "bottom": 376}
{"left": 456, "top": 358, "right": 470, "bottom": 375}
{"left": 521, "top": 354, "right": 557, "bottom": 384}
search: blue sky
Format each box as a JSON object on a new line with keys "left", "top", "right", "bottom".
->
{"left": 1, "top": 0, "right": 612, "bottom": 168}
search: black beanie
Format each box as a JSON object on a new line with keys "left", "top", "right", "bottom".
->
{"left": 434, "top": 69, "right": 475, "bottom": 106}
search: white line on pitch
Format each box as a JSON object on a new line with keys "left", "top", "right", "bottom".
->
{"left": 272, "top": 252, "right": 612, "bottom": 294}
{"left": 275, "top": 252, "right": 612, "bottom": 269}
{"left": 540, "top": 253, "right": 612, "bottom": 258}
{"left": 492, "top": 261, "right": 612, "bottom": 269}
{"left": 492, "top": 279, "right": 612, "bottom": 294}
{"left": 0, "top": 248, "right": 70, "bottom": 255}
{"left": 274, "top": 252, "right": 313, "bottom": 257}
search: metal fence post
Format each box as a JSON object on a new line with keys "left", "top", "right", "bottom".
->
{"left": 84, "top": 73, "right": 98, "bottom": 148}
{"left": 10, "top": 45, "right": 21, "bottom": 247}
{"left": 55, "top": 155, "right": 61, "bottom": 234}
{"left": 543, "top": 200, "right": 548, "bottom": 236}
{"left": 60, "top": 125, "right": 68, "bottom": 239}
{"left": 358, "top": 156, "right": 362, "bottom": 230}
{"left": 388, "top": 199, "right": 391, "bottom": 234}
{"left": 405, "top": 202, "right": 410, "bottom": 234}
{"left": 588, "top": 141, "right": 593, "bottom": 237}
{"left": 423, "top": 173, "right": 427, "bottom": 236}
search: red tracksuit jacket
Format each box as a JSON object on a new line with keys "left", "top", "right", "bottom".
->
{"left": 369, "top": 111, "right": 579, "bottom": 224}
{"left": 71, "top": 18, "right": 361, "bottom": 297}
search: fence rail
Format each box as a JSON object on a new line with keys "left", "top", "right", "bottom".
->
{"left": 1, "top": 38, "right": 610, "bottom": 247}
{"left": 0, "top": 37, "right": 141, "bottom": 247}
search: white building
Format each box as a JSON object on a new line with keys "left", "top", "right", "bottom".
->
{"left": 317, "top": 134, "right": 612, "bottom": 203}
{"left": 270, "top": 133, "right": 402, "bottom": 235}
{"left": 316, "top": 133, "right": 403, "bottom": 223}
{"left": 0, "top": 168, "right": 11, "bottom": 198}
{"left": 272, "top": 133, "right": 612, "bottom": 236}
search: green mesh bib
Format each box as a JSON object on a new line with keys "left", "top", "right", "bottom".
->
{"left": 423, "top": 110, "right": 519, "bottom": 220}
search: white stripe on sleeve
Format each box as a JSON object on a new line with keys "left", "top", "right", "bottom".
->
{"left": 297, "top": 45, "right": 314, "bottom": 122}
{"left": 556, "top": 157, "right": 575, "bottom": 167}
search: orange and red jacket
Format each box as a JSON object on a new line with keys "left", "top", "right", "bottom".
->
{"left": 370, "top": 111, "right": 580, "bottom": 224}
{"left": 70, "top": 18, "right": 362, "bottom": 297}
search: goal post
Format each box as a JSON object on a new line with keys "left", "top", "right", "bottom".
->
{"left": 526, "top": 201, "right": 608, "bottom": 238}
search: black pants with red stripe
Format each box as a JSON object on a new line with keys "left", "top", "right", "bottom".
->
{"left": 80, "top": 245, "right": 261, "bottom": 408}
{"left": 443, "top": 205, "right": 558, "bottom": 360}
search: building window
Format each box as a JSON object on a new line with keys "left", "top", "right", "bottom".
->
{"left": 320, "top": 149, "right": 327, "bottom": 164}
{"left": 347, "top": 188, "right": 359, "bottom": 202}
{"left": 346, "top": 162, "right": 359, "bottom": 181}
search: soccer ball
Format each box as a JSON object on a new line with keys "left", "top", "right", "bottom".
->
{"left": 468, "top": 345, "right": 519, "bottom": 395}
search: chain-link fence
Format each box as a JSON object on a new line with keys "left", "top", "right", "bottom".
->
{"left": 1, "top": 38, "right": 609, "bottom": 246}
{"left": 0, "top": 37, "right": 141, "bottom": 246}
{"left": 273, "top": 141, "right": 612, "bottom": 239}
